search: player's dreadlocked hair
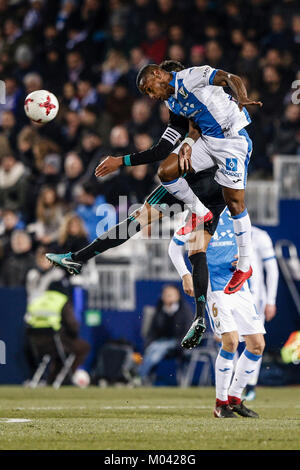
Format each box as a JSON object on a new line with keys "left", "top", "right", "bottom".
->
{"left": 136, "top": 64, "right": 161, "bottom": 90}
{"left": 159, "top": 60, "right": 185, "bottom": 72}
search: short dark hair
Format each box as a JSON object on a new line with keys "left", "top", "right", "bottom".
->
{"left": 136, "top": 64, "right": 160, "bottom": 90}
{"left": 160, "top": 60, "right": 185, "bottom": 72}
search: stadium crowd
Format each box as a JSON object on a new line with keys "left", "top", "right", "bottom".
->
{"left": 0, "top": 0, "right": 300, "bottom": 286}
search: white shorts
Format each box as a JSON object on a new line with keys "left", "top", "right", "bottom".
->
{"left": 206, "top": 284, "right": 266, "bottom": 342}
{"left": 174, "top": 129, "right": 252, "bottom": 189}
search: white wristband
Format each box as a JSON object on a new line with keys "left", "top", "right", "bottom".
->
{"left": 181, "top": 137, "right": 195, "bottom": 147}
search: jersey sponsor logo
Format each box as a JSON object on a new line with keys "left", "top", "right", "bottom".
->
{"left": 226, "top": 157, "right": 238, "bottom": 171}
{"left": 202, "top": 66, "right": 211, "bottom": 78}
{"left": 245, "top": 370, "right": 255, "bottom": 374}
{"left": 227, "top": 280, "right": 244, "bottom": 292}
{"left": 219, "top": 368, "right": 230, "bottom": 372}
{"left": 212, "top": 303, "right": 218, "bottom": 317}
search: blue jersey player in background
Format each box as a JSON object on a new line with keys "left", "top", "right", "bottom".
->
{"left": 137, "top": 64, "right": 263, "bottom": 297}
{"left": 168, "top": 209, "right": 266, "bottom": 418}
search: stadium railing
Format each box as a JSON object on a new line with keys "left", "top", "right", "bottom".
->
{"left": 273, "top": 155, "right": 300, "bottom": 199}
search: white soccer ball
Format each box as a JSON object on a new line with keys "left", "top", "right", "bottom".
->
{"left": 72, "top": 369, "right": 90, "bottom": 388}
{"left": 24, "top": 89, "right": 59, "bottom": 123}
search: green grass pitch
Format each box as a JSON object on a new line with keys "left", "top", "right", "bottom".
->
{"left": 0, "top": 386, "right": 299, "bottom": 450}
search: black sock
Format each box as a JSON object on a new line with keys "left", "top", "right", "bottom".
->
{"left": 72, "top": 216, "right": 141, "bottom": 262}
{"left": 189, "top": 252, "right": 208, "bottom": 321}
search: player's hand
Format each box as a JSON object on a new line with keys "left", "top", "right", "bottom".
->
{"left": 182, "top": 273, "right": 194, "bottom": 297}
{"left": 264, "top": 304, "right": 276, "bottom": 322}
{"left": 178, "top": 143, "right": 192, "bottom": 173}
{"left": 95, "top": 156, "right": 122, "bottom": 177}
{"left": 238, "top": 97, "right": 263, "bottom": 111}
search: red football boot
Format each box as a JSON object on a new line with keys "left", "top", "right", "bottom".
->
{"left": 224, "top": 266, "right": 253, "bottom": 295}
{"left": 177, "top": 211, "right": 213, "bottom": 236}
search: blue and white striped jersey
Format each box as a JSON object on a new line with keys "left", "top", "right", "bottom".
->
{"left": 165, "top": 66, "right": 251, "bottom": 139}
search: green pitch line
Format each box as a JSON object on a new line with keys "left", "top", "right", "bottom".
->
{"left": 0, "top": 386, "right": 299, "bottom": 450}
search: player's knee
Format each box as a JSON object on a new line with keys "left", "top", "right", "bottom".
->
{"left": 158, "top": 162, "right": 178, "bottom": 183}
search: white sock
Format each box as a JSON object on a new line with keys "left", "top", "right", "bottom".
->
{"left": 231, "top": 209, "right": 252, "bottom": 272}
{"left": 247, "top": 357, "right": 262, "bottom": 386}
{"left": 215, "top": 348, "right": 235, "bottom": 402}
{"left": 162, "top": 177, "right": 209, "bottom": 217}
{"left": 228, "top": 349, "right": 262, "bottom": 399}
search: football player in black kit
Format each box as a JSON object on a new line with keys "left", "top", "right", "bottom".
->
{"left": 46, "top": 61, "right": 226, "bottom": 349}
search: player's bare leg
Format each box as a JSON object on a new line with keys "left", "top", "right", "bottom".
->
{"left": 181, "top": 230, "right": 212, "bottom": 349}
{"left": 222, "top": 187, "right": 253, "bottom": 294}
{"left": 214, "top": 332, "right": 239, "bottom": 418}
{"left": 227, "top": 333, "right": 264, "bottom": 418}
{"left": 158, "top": 154, "right": 213, "bottom": 233}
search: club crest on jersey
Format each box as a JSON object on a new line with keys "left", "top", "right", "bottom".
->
{"left": 226, "top": 158, "right": 238, "bottom": 171}
{"left": 178, "top": 87, "right": 188, "bottom": 99}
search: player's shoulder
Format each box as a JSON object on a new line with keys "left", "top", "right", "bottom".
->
{"left": 178, "top": 65, "right": 216, "bottom": 90}
{"left": 178, "top": 65, "right": 211, "bottom": 80}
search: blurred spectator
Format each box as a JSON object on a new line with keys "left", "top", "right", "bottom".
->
{"left": 139, "top": 285, "right": 193, "bottom": 385}
{"left": 70, "top": 77, "right": 101, "bottom": 112}
{"left": 126, "top": 164, "right": 155, "bottom": 204}
{"left": 0, "top": 209, "right": 24, "bottom": 260}
{"left": 189, "top": 0, "right": 217, "bottom": 43}
{"left": 236, "top": 41, "right": 259, "bottom": 85}
{"left": 128, "top": 98, "right": 161, "bottom": 141}
{"left": 269, "top": 104, "right": 300, "bottom": 159}
{"left": 105, "top": 78, "right": 135, "bottom": 125}
{"left": 260, "top": 66, "right": 286, "bottom": 124}
{"left": 155, "top": 0, "right": 182, "bottom": 31}
{"left": 27, "top": 186, "right": 64, "bottom": 246}
{"left": 97, "top": 49, "right": 129, "bottom": 95}
{"left": 291, "top": 14, "right": 300, "bottom": 66}
{"left": 25, "top": 274, "right": 90, "bottom": 384}
{"left": 126, "top": 47, "right": 150, "bottom": 95}
{"left": 0, "top": 0, "right": 298, "bottom": 283}
{"left": 58, "top": 213, "right": 89, "bottom": 253}
{"left": 167, "top": 44, "right": 186, "bottom": 64}
{"left": 262, "top": 13, "right": 293, "bottom": 52}
{"left": 62, "top": 109, "right": 83, "bottom": 152}
{"left": 23, "top": 72, "right": 43, "bottom": 95}
{"left": 189, "top": 44, "right": 205, "bottom": 67}
{"left": 109, "top": 125, "right": 134, "bottom": 156}
{"left": 0, "top": 154, "right": 29, "bottom": 212}
{"left": 0, "top": 110, "right": 19, "bottom": 152}
{"left": 26, "top": 245, "right": 65, "bottom": 302}
{"left": 79, "top": 105, "right": 112, "bottom": 146}
{"left": 205, "top": 40, "right": 229, "bottom": 70}
{"left": 0, "top": 230, "right": 35, "bottom": 287}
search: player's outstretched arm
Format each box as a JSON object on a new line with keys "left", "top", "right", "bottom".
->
{"left": 212, "top": 70, "right": 263, "bottom": 111}
{"left": 95, "top": 112, "right": 188, "bottom": 178}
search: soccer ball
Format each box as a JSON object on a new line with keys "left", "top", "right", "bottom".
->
{"left": 72, "top": 369, "right": 90, "bottom": 388}
{"left": 24, "top": 89, "right": 59, "bottom": 123}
